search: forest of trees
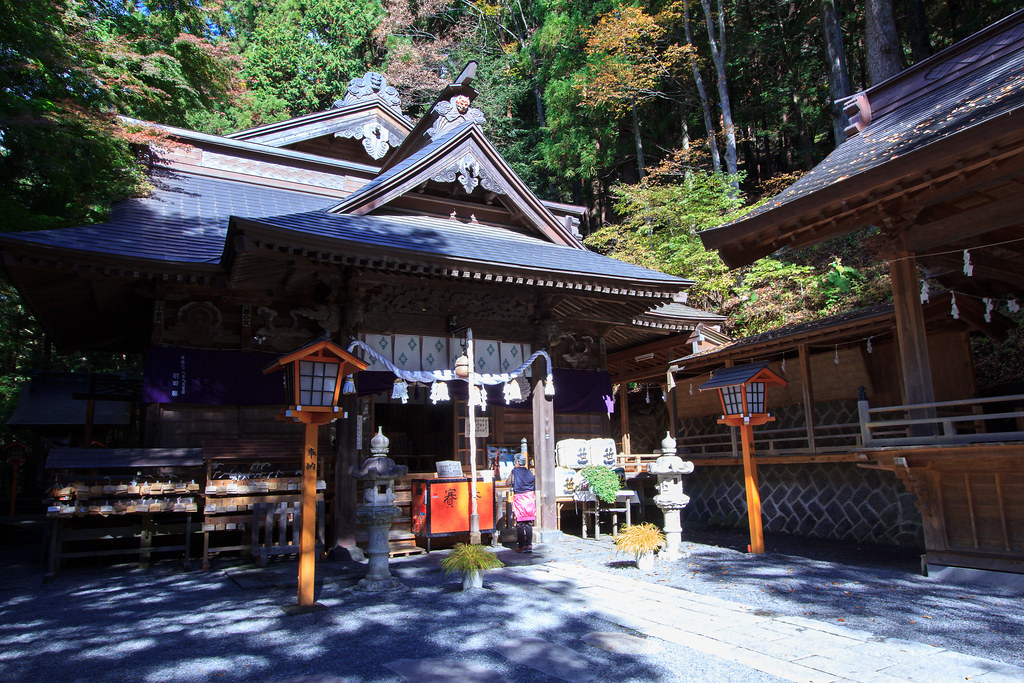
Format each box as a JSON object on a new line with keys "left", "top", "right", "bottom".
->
{"left": 2, "top": 0, "right": 1023, "bottom": 424}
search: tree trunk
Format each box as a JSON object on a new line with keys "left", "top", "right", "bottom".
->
{"left": 792, "top": 92, "right": 814, "bottom": 169}
{"left": 631, "top": 103, "right": 645, "bottom": 179}
{"left": 904, "top": 0, "right": 933, "bottom": 63}
{"left": 865, "top": 0, "right": 902, "bottom": 86}
{"left": 679, "top": 102, "right": 690, "bottom": 152}
{"left": 821, "top": 0, "right": 852, "bottom": 146}
{"left": 700, "top": 0, "right": 738, "bottom": 185}
{"left": 683, "top": 0, "right": 721, "bottom": 173}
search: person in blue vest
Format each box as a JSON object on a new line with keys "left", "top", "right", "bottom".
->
{"left": 507, "top": 452, "right": 535, "bottom": 552}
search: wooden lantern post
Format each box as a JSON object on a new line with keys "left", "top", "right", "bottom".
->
{"left": 264, "top": 340, "right": 368, "bottom": 609}
{"left": 699, "top": 363, "right": 786, "bottom": 554}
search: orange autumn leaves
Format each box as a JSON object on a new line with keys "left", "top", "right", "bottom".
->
{"left": 575, "top": 5, "right": 693, "bottom": 113}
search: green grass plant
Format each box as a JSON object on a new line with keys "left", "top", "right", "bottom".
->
{"left": 441, "top": 543, "right": 505, "bottom": 575}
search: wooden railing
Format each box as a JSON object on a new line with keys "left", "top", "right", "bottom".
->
{"left": 858, "top": 394, "right": 1024, "bottom": 447}
{"left": 674, "top": 422, "right": 863, "bottom": 459}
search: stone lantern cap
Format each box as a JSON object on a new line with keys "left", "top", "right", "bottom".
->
{"left": 350, "top": 456, "right": 408, "bottom": 481}
{"left": 651, "top": 455, "right": 694, "bottom": 475}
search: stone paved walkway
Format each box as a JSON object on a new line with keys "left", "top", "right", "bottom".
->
{"left": 501, "top": 561, "right": 1024, "bottom": 683}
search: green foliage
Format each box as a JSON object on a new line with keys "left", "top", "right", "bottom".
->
{"left": 971, "top": 310, "right": 1024, "bottom": 395}
{"left": 238, "top": 0, "right": 385, "bottom": 116}
{"left": 441, "top": 542, "right": 505, "bottom": 574}
{"left": 588, "top": 159, "right": 895, "bottom": 336}
{"left": 580, "top": 465, "right": 620, "bottom": 504}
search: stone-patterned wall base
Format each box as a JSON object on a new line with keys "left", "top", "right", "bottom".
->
{"left": 683, "top": 462, "right": 924, "bottom": 548}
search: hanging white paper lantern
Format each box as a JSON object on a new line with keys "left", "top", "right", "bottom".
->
{"left": 391, "top": 378, "right": 409, "bottom": 404}
{"left": 429, "top": 380, "right": 450, "bottom": 404}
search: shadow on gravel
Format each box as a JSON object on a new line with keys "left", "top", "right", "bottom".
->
{"left": 0, "top": 536, "right": 667, "bottom": 683}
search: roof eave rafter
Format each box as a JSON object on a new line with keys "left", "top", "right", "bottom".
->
{"left": 702, "top": 111, "right": 1024, "bottom": 268}
{"left": 228, "top": 220, "right": 682, "bottom": 301}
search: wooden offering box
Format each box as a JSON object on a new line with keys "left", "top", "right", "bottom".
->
{"left": 411, "top": 477, "right": 495, "bottom": 551}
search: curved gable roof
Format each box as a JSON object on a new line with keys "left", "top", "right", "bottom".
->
{"left": 328, "top": 123, "right": 584, "bottom": 248}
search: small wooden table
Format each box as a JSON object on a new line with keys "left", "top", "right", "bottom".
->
{"left": 579, "top": 490, "right": 640, "bottom": 539}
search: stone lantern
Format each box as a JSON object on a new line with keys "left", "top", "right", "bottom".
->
{"left": 650, "top": 431, "right": 694, "bottom": 561}
{"left": 350, "top": 427, "right": 408, "bottom": 592}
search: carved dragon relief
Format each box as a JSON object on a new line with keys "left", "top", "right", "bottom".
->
{"left": 426, "top": 95, "right": 486, "bottom": 139}
{"left": 430, "top": 153, "right": 506, "bottom": 195}
{"left": 165, "top": 301, "right": 226, "bottom": 346}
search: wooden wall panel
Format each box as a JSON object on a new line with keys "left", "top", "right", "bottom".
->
{"left": 1002, "top": 476, "right": 1024, "bottom": 551}
{"left": 154, "top": 405, "right": 301, "bottom": 448}
{"left": 928, "top": 331, "right": 975, "bottom": 401}
{"left": 968, "top": 474, "right": 1004, "bottom": 550}
{"left": 938, "top": 474, "right": 973, "bottom": 548}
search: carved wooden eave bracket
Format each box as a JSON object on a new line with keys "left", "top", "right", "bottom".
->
{"left": 892, "top": 463, "right": 932, "bottom": 515}
{"left": 430, "top": 153, "right": 506, "bottom": 196}
{"left": 335, "top": 121, "right": 394, "bottom": 160}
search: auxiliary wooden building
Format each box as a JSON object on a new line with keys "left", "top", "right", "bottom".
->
{"left": 0, "top": 65, "right": 717, "bottom": 564}
{"left": 696, "top": 11, "right": 1024, "bottom": 580}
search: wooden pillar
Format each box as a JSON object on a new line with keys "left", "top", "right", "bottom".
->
{"left": 798, "top": 344, "right": 817, "bottom": 454}
{"left": 669, "top": 382, "right": 679, "bottom": 439}
{"left": 298, "top": 421, "right": 318, "bottom": 607}
{"left": 532, "top": 357, "right": 556, "bottom": 532}
{"left": 618, "top": 382, "right": 631, "bottom": 454}
{"left": 890, "top": 253, "right": 937, "bottom": 433}
{"left": 740, "top": 424, "right": 765, "bottom": 554}
{"left": 333, "top": 393, "right": 360, "bottom": 554}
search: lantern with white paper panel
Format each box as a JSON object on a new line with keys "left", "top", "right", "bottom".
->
{"left": 263, "top": 339, "right": 368, "bottom": 609}
{"left": 699, "top": 363, "right": 786, "bottom": 554}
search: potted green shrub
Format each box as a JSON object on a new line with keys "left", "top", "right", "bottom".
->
{"left": 441, "top": 542, "right": 505, "bottom": 590}
{"left": 614, "top": 523, "right": 665, "bottom": 571}
{"left": 579, "top": 465, "right": 620, "bottom": 504}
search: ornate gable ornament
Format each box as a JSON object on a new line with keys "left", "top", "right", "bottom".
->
{"left": 431, "top": 153, "right": 506, "bottom": 195}
{"left": 335, "top": 71, "right": 402, "bottom": 111}
{"left": 331, "top": 72, "right": 406, "bottom": 160}
{"left": 427, "top": 94, "right": 486, "bottom": 140}
{"left": 336, "top": 122, "right": 393, "bottom": 160}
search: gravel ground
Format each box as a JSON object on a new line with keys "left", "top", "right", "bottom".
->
{"left": 549, "top": 526, "right": 1024, "bottom": 669}
{"left": 1, "top": 518, "right": 1022, "bottom": 682}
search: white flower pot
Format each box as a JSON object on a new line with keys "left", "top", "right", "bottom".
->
{"left": 636, "top": 552, "right": 655, "bottom": 572}
{"left": 462, "top": 570, "right": 484, "bottom": 590}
